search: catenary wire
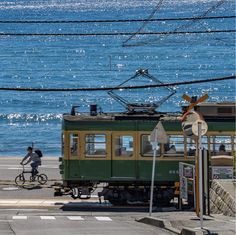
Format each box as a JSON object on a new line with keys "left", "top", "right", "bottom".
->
{"left": 0, "top": 29, "right": 235, "bottom": 36}
{"left": 122, "top": 0, "right": 164, "bottom": 45}
{"left": 123, "top": 0, "right": 228, "bottom": 47}
{"left": 0, "top": 15, "right": 234, "bottom": 24}
{"left": 0, "top": 75, "right": 234, "bottom": 92}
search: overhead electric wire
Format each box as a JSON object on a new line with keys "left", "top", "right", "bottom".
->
{"left": 122, "top": 0, "right": 164, "bottom": 45}
{"left": 0, "top": 29, "right": 235, "bottom": 37}
{"left": 0, "top": 75, "right": 234, "bottom": 92}
{"left": 123, "top": 0, "right": 228, "bottom": 47}
{"left": 197, "top": 20, "right": 235, "bottom": 46}
{"left": 0, "top": 15, "right": 234, "bottom": 24}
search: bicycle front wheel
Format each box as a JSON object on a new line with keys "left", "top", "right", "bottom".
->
{"left": 37, "top": 174, "right": 48, "bottom": 185}
{"left": 15, "top": 174, "right": 25, "bottom": 186}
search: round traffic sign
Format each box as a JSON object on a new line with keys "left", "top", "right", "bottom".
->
{"left": 192, "top": 120, "right": 208, "bottom": 136}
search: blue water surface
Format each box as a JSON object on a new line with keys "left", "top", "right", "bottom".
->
{"left": 0, "top": 0, "right": 235, "bottom": 156}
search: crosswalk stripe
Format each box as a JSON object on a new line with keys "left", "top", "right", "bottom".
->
{"left": 95, "top": 216, "right": 112, "bottom": 221}
{"left": 11, "top": 216, "right": 114, "bottom": 221}
{"left": 12, "top": 216, "right": 27, "bottom": 220}
{"left": 67, "top": 216, "right": 84, "bottom": 221}
{"left": 40, "top": 216, "right": 56, "bottom": 220}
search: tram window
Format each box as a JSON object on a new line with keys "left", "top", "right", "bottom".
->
{"left": 115, "top": 135, "right": 133, "bottom": 157}
{"left": 70, "top": 133, "right": 79, "bottom": 157}
{"left": 164, "top": 135, "right": 184, "bottom": 157}
{"left": 141, "top": 135, "right": 160, "bottom": 157}
{"left": 85, "top": 134, "right": 106, "bottom": 157}
{"left": 186, "top": 138, "right": 196, "bottom": 157}
{"left": 210, "top": 136, "right": 232, "bottom": 156}
{"left": 186, "top": 136, "right": 208, "bottom": 157}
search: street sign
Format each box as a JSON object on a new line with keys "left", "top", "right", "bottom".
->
{"left": 150, "top": 121, "right": 169, "bottom": 145}
{"left": 149, "top": 121, "right": 168, "bottom": 217}
{"left": 192, "top": 120, "right": 208, "bottom": 136}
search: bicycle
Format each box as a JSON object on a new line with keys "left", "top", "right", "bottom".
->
{"left": 15, "top": 164, "right": 48, "bottom": 186}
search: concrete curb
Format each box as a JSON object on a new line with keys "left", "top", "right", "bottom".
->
{"left": 180, "top": 227, "right": 206, "bottom": 235}
{"left": 137, "top": 217, "right": 180, "bottom": 234}
{"left": 137, "top": 217, "right": 209, "bottom": 235}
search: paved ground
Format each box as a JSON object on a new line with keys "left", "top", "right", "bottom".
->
{"left": 0, "top": 157, "right": 64, "bottom": 200}
{"left": 139, "top": 211, "right": 236, "bottom": 235}
{"left": 0, "top": 209, "right": 174, "bottom": 235}
{"left": 0, "top": 157, "right": 60, "bottom": 182}
{"left": 0, "top": 157, "right": 175, "bottom": 234}
{"left": 0, "top": 157, "right": 235, "bottom": 235}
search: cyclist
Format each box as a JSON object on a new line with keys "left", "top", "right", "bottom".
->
{"left": 20, "top": 147, "right": 41, "bottom": 179}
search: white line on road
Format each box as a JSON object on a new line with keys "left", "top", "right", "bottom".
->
{"left": 7, "top": 167, "right": 21, "bottom": 170}
{"left": 12, "top": 216, "right": 27, "bottom": 220}
{"left": 40, "top": 216, "right": 56, "bottom": 220}
{"left": 67, "top": 216, "right": 84, "bottom": 221}
{"left": 2, "top": 187, "right": 19, "bottom": 191}
{"left": 10, "top": 216, "right": 115, "bottom": 222}
{"left": 95, "top": 216, "right": 112, "bottom": 221}
{"left": 0, "top": 165, "right": 58, "bottom": 169}
{"left": 0, "top": 209, "right": 48, "bottom": 212}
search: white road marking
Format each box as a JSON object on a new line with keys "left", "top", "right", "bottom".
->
{"left": 0, "top": 164, "right": 57, "bottom": 169}
{"left": 0, "top": 199, "right": 99, "bottom": 205}
{"left": 12, "top": 216, "right": 27, "bottom": 220}
{"left": 0, "top": 209, "right": 48, "bottom": 212}
{"left": 95, "top": 216, "right": 112, "bottom": 221}
{"left": 2, "top": 187, "right": 19, "bottom": 191}
{"left": 7, "top": 167, "right": 21, "bottom": 170}
{"left": 40, "top": 216, "right": 56, "bottom": 220}
{"left": 10, "top": 216, "right": 114, "bottom": 222}
{"left": 20, "top": 200, "right": 44, "bottom": 204}
{"left": 0, "top": 200, "right": 19, "bottom": 204}
{"left": 67, "top": 216, "right": 84, "bottom": 221}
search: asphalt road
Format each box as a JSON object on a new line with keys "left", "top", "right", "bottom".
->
{"left": 0, "top": 157, "right": 175, "bottom": 235}
{"left": 0, "top": 157, "right": 60, "bottom": 182}
{"left": 0, "top": 208, "right": 174, "bottom": 235}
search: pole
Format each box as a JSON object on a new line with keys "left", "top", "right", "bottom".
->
{"left": 198, "top": 122, "right": 204, "bottom": 229}
{"left": 149, "top": 147, "right": 157, "bottom": 216}
{"left": 195, "top": 140, "right": 199, "bottom": 216}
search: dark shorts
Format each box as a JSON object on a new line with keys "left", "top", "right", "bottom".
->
{"left": 31, "top": 161, "right": 41, "bottom": 168}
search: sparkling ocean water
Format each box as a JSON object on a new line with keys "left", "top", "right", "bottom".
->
{"left": 0, "top": 0, "right": 235, "bottom": 156}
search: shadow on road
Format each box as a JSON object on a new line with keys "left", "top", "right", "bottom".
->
{"left": 58, "top": 202, "right": 174, "bottom": 213}
{"left": 21, "top": 185, "right": 43, "bottom": 190}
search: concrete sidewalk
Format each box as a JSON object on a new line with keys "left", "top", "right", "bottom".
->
{"left": 138, "top": 211, "right": 236, "bottom": 235}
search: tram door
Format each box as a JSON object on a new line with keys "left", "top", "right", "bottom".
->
{"left": 111, "top": 133, "right": 137, "bottom": 178}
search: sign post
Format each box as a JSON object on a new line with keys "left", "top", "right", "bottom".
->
{"left": 192, "top": 120, "right": 208, "bottom": 226}
{"left": 149, "top": 121, "right": 169, "bottom": 216}
{"left": 198, "top": 122, "right": 204, "bottom": 229}
{"left": 181, "top": 94, "right": 209, "bottom": 228}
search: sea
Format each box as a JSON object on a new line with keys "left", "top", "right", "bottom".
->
{"left": 0, "top": 0, "right": 235, "bottom": 156}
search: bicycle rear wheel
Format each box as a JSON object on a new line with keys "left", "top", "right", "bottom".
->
{"left": 37, "top": 174, "right": 48, "bottom": 185}
{"left": 15, "top": 174, "right": 25, "bottom": 186}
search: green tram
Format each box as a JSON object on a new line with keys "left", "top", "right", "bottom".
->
{"left": 56, "top": 102, "right": 235, "bottom": 205}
